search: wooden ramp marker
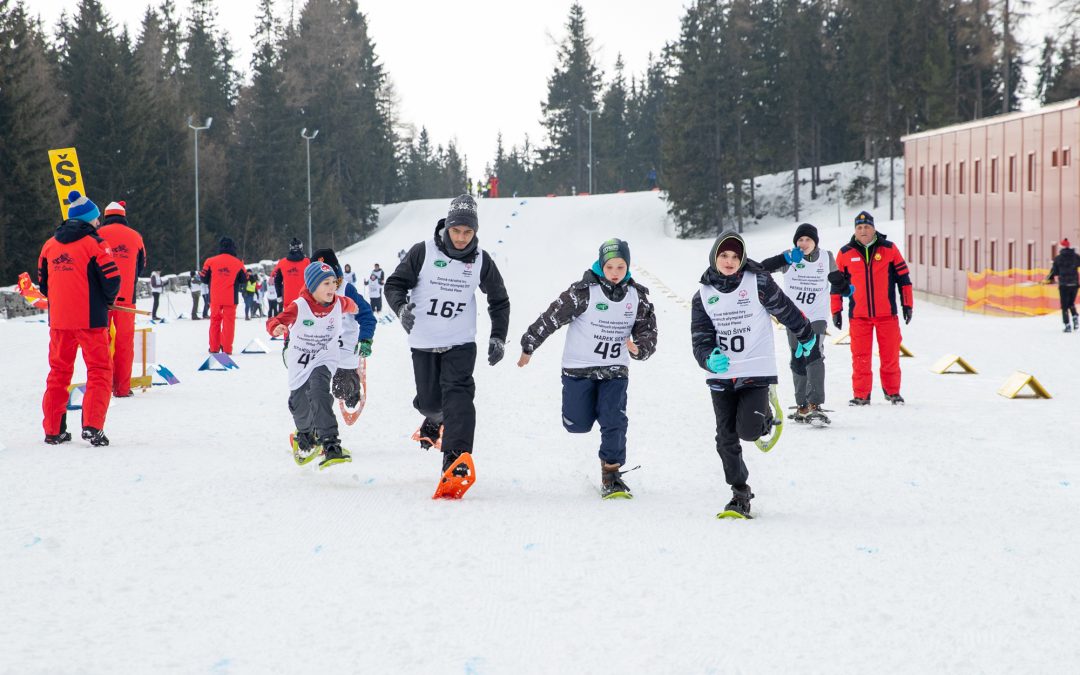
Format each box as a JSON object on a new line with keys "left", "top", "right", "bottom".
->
{"left": 833, "top": 330, "right": 850, "bottom": 345}
{"left": 930, "top": 354, "right": 978, "bottom": 374}
{"left": 899, "top": 343, "right": 915, "bottom": 358}
{"left": 997, "top": 371, "right": 1052, "bottom": 399}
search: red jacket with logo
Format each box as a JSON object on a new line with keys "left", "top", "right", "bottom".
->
{"left": 38, "top": 220, "right": 121, "bottom": 329}
{"left": 831, "top": 232, "right": 913, "bottom": 319}
{"left": 273, "top": 255, "right": 309, "bottom": 308}
{"left": 97, "top": 216, "right": 146, "bottom": 306}
{"left": 201, "top": 253, "right": 246, "bottom": 306}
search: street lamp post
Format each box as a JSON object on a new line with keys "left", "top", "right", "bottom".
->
{"left": 187, "top": 116, "right": 212, "bottom": 267}
{"left": 579, "top": 105, "right": 597, "bottom": 194}
{"left": 301, "top": 128, "right": 320, "bottom": 256}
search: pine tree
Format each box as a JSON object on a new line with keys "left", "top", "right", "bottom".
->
{"left": 594, "top": 55, "right": 630, "bottom": 192}
{"left": 0, "top": 0, "right": 71, "bottom": 284}
{"left": 538, "top": 2, "right": 603, "bottom": 194}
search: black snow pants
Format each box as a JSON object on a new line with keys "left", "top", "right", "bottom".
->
{"left": 710, "top": 384, "right": 771, "bottom": 488}
{"left": 411, "top": 343, "right": 477, "bottom": 456}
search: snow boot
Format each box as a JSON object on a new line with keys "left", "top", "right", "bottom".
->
{"left": 849, "top": 396, "right": 871, "bottom": 406}
{"left": 433, "top": 451, "right": 475, "bottom": 499}
{"left": 718, "top": 484, "right": 754, "bottom": 519}
{"left": 290, "top": 430, "right": 321, "bottom": 466}
{"left": 318, "top": 437, "right": 351, "bottom": 470}
{"left": 1073, "top": 315, "right": 1079, "bottom": 330}
{"left": 790, "top": 405, "right": 810, "bottom": 423}
{"left": 600, "top": 461, "right": 633, "bottom": 499}
{"left": 81, "top": 427, "right": 109, "bottom": 447}
{"left": 44, "top": 431, "right": 72, "bottom": 445}
{"left": 412, "top": 418, "right": 443, "bottom": 451}
{"left": 885, "top": 393, "right": 905, "bottom": 405}
{"left": 1066, "top": 323, "right": 1073, "bottom": 333}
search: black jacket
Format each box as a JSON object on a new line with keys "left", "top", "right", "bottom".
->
{"left": 520, "top": 268, "right": 658, "bottom": 380}
{"left": 691, "top": 262, "right": 812, "bottom": 388}
{"left": 385, "top": 220, "right": 510, "bottom": 342}
{"left": 1048, "top": 247, "right": 1080, "bottom": 286}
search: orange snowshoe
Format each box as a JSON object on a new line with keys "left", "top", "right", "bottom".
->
{"left": 432, "top": 452, "right": 475, "bottom": 500}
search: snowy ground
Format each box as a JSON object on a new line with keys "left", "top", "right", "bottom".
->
{"left": 3, "top": 187, "right": 1079, "bottom": 674}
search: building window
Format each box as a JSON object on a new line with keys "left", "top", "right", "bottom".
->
{"left": 975, "top": 159, "right": 982, "bottom": 193}
{"left": 1052, "top": 149, "right": 1058, "bottom": 168}
{"left": 1051, "top": 243, "right": 1059, "bottom": 260}
{"left": 919, "top": 235, "right": 925, "bottom": 265}
{"left": 974, "top": 239, "right": 981, "bottom": 273}
{"left": 931, "top": 236, "right": 938, "bottom": 266}
{"left": 908, "top": 234, "right": 914, "bottom": 260}
{"left": 1008, "top": 155, "right": 1016, "bottom": 192}
{"left": 919, "top": 166, "right": 925, "bottom": 196}
{"left": 1007, "top": 240, "right": 1015, "bottom": 269}
{"left": 1027, "top": 241, "right": 1035, "bottom": 269}
{"left": 1027, "top": 153, "right": 1036, "bottom": 191}
{"left": 907, "top": 168, "right": 913, "bottom": 196}
{"left": 991, "top": 157, "right": 998, "bottom": 193}
{"left": 932, "top": 164, "right": 938, "bottom": 195}
{"left": 945, "top": 162, "right": 951, "bottom": 194}
{"left": 1064, "top": 147, "right": 1072, "bottom": 166}
{"left": 990, "top": 240, "right": 997, "bottom": 270}
{"left": 959, "top": 161, "right": 966, "bottom": 194}
{"left": 959, "top": 237, "right": 965, "bottom": 270}
{"left": 945, "top": 237, "right": 951, "bottom": 269}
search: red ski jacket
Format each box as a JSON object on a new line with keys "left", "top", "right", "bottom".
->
{"left": 831, "top": 232, "right": 913, "bottom": 319}
{"left": 201, "top": 253, "right": 246, "bottom": 306}
{"left": 273, "top": 256, "right": 309, "bottom": 308}
{"left": 38, "top": 219, "right": 121, "bottom": 329}
{"left": 97, "top": 216, "right": 146, "bottom": 306}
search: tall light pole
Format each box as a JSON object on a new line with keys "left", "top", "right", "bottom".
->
{"left": 301, "top": 128, "right": 320, "bottom": 255}
{"left": 579, "top": 105, "right": 597, "bottom": 194}
{"left": 188, "top": 116, "right": 212, "bottom": 267}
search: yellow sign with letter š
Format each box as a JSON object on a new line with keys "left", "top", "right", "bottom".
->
{"left": 47, "top": 147, "right": 87, "bottom": 219}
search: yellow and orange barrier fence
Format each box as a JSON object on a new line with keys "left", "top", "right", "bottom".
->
{"left": 964, "top": 268, "right": 1061, "bottom": 316}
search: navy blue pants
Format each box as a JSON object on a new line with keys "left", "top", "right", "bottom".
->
{"left": 561, "top": 375, "right": 629, "bottom": 465}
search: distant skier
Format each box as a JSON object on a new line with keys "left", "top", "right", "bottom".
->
{"left": 1044, "top": 238, "right": 1079, "bottom": 332}
{"left": 385, "top": 194, "right": 510, "bottom": 499}
{"left": 517, "top": 238, "right": 657, "bottom": 498}
{"left": 200, "top": 237, "right": 246, "bottom": 354}
{"left": 829, "top": 211, "right": 913, "bottom": 406}
{"left": 38, "top": 190, "right": 120, "bottom": 446}
{"left": 267, "top": 261, "right": 362, "bottom": 469}
{"left": 760, "top": 223, "right": 836, "bottom": 424}
{"left": 364, "top": 263, "right": 385, "bottom": 313}
{"left": 97, "top": 200, "right": 147, "bottom": 397}
{"left": 691, "top": 231, "right": 819, "bottom": 518}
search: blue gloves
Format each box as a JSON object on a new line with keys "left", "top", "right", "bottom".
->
{"left": 706, "top": 347, "right": 730, "bottom": 374}
{"left": 847, "top": 284, "right": 855, "bottom": 297}
{"left": 794, "top": 333, "right": 817, "bottom": 358}
{"left": 783, "top": 247, "right": 804, "bottom": 265}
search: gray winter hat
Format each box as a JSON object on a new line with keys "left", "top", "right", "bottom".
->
{"left": 446, "top": 194, "right": 479, "bottom": 231}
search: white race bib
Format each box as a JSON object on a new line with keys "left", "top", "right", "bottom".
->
{"left": 286, "top": 298, "right": 343, "bottom": 390}
{"left": 782, "top": 253, "right": 830, "bottom": 323}
{"left": 561, "top": 285, "right": 638, "bottom": 369}
{"left": 408, "top": 239, "right": 483, "bottom": 349}
{"left": 699, "top": 273, "right": 776, "bottom": 380}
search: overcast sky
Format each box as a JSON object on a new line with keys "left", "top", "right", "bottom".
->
{"left": 31, "top": 0, "right": 688, "bottom": 178}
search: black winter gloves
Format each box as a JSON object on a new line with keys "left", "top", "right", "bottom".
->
{"left": 902, "top": 306, "right": 913, "bottom": 324}
{"left": 832, "top": 311, "right": 843, "bottom": 330}
{"left": 397, "top": 302, "right": 416, "bottom": 333}
{"left": 332, "top": 368, "right": 362, "bottom": 407}
{"left": 488, "top": 338, "right": 505, "bottom": 366}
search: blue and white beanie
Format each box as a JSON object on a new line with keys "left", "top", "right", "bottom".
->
{"left": 304, "top": 261, "right": 336, "bottom": 293}
{"left": 67, "top": 190, "right": 100, "bottom": 223}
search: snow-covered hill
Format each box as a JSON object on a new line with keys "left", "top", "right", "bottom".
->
{"left": 2, "top": 185, "right": 1078, "bottom": 673}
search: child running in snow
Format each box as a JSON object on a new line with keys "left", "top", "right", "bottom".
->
{"left": 691, "top": 231, "right": 820, "bottom": 518}
{"left": 517, "top": 238, "right": 657, "bottom": 498}
{"left": 267, "top": 261, "right": 361, "bottom": 469}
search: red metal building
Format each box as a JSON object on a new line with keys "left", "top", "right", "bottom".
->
{"left": 902, "top": 99, "right": 1080, "bottom": 312}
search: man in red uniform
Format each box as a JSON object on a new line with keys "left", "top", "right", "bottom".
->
{"left": 272, "top": 238, "right": 309, "bottom": 309}
{"left": 38, "top": 190, "right": 121, "bottom": 446}
{"left": 201, "top": 237, "right": 246, "bottom": 354}
{"left": 97, "top": 201, "right": 146, "bottom": 397}
{"left": 830, "top": 211, "right": 914, "bottom": 406}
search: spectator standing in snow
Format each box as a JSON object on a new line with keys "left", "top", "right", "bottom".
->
{"left": 1045, "top": 238, "right": 1080, "bottom": 332}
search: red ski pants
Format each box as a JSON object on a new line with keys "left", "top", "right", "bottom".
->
{"left": 849, "top": 315, "right": 902, "bottom": 399}
{"left": 43, "top": 328, "right": 112, "bottom": 435}
{"left": 208, "top": 303, "right": 237, "bottom": 354}
{"left": 109, "top": 306, "right": 136, "bottom": 396}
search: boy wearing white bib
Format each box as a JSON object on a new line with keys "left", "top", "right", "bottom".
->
{"left": 760, "top": 223, "right": 836, "bottom": 422}
{"left": 518, "top": 239, "right": 657, "bottom": 498}
{"left": 385, "top": 195, "right": 510, "bottom": 499}
{"left": 691, "top": 232, "right": 820, "bottom": 518}
{"left": 267, "top": 262, "right": 361, "bottom": 469}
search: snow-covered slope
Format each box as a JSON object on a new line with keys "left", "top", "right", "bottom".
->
{"left": 2, "top": 187, "right": 1078, "bottom": 673}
